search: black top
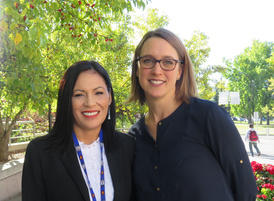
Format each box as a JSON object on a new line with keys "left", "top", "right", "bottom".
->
{"left": 129, "top": 98, "right": 257, "bottom": 201}
{"left": 22, "top": 131, "right": 135, "bottom": 201}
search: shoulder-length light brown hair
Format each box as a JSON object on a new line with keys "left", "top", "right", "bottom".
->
{"left": 129, "top": 28, "right": 198, "bottom": 105}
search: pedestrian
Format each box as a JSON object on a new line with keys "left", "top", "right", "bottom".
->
{"left": 128, "top": 28, "right": 257, "bottom": 201}
{"left": 22, "top": 61, "right": 135, "bottom": 201}
{"left": 245, "top": 123, "right": 261, "bottom": 157}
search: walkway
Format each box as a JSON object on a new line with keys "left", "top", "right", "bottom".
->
{"left": 241, "top": 135, "right": 274, "bottom": 165}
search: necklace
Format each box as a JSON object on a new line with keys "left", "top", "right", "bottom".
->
{"left": 72, "top": 130, "right": 106, "bottom": 201}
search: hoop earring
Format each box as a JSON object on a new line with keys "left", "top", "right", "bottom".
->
{"left": 108, "top": 108, "right": 111, "bottom": 120}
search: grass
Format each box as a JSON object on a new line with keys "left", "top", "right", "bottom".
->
{"left": 234, "top": 121, "right": 274, "bottom": 136}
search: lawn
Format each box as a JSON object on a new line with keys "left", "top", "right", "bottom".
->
{"left": 234, "top": 121, "right": 274, "bottom": 136}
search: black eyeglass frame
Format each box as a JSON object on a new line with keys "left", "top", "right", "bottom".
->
{"left": 136, "top": 56, "right": 184, "bottom": 71}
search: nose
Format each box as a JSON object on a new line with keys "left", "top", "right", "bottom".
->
{"left": 84, "top": 94, "right": 96, "bottom": 106}
{"left": 151, "top": 61, "right": 162, "bottom": 73}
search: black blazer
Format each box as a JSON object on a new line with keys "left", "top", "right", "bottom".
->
{"left": 22, "top": 132, "right": 135, "bottom": 201}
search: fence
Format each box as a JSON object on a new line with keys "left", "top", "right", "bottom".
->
{"left": 8, "top": 120, "right": 48, "bottom": 154}
{"left": 9, "top": 120, "right": 48, "bottom": 144}
{"left": 7, "top": 121, "right": 274, "bottom": 153}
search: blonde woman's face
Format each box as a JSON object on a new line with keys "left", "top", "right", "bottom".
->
{"left": 137, "top": 37, "right": 182, "bottom": 103}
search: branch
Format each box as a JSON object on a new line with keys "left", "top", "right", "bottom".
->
{"left": 0, "top": 108, "right": 4, "bottom": 135}
{"left": 0, "top": 102, "right": 28, "bottom": 142}
{"left": 4, "top": 116, "right": 9, "bottom": 133}
{"left": 125, "top": 108, "right": 135, "bottom": 125}
{"left": 6, "top": 103, "right": 27, "bottom": 137}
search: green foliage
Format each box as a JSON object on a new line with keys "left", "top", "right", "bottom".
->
{"left": 184, "top": 31, "right": 214, "bottom": 100}
{"left": 211, "top": 77, "right": 228, "bottom": 104}
{"left": 131, "top": 8, "right": 168, "bottom": 40}
{"left": 0, "top": 0, "right": 149, "bottom": 112}
{"left": 0, "top": 0, "right": 150, "bottom": 161}
{"left": 224, "top": 41, "right": 273, "bottom": 121}
{"left": 262, "top": 54, "right": 274, "bottom": 117}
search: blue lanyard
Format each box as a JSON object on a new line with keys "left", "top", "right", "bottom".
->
{"left": 72, "top": 130, "right": 106, "bottom": 201}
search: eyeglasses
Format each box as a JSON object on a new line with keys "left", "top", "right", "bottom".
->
{"left": 136, "top": 56, "right": 184, "bottom": 71}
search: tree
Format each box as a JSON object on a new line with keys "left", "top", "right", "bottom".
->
{"left": 131, "top": 8, "right": 168, "bottom": 40}
{"left": 184, "top": 31, "right": 214, "bottom": 100}
{"left": 211, "top": 75, "right": 228, "bottom": 104}
{"left": 0, "top": 0, "right": 148, "bottom": 161}
{"left": 261, "top": 53, "right": 274, "bottom": 124}
{"left": 224, "top": 40, "right": 273, "bottom": 123}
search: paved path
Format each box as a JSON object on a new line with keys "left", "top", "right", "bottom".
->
{"left": 3, "top": 194, "right": 21, "bottom": 201}
{"left": 241, "top": 135, "right": 274, "bottom": 165}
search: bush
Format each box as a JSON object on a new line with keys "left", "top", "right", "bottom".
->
{"left": 251, "top": 161, "right": 274, "bottom": 200}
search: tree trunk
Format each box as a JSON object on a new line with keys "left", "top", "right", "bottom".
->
{"left": 0, "top": 130, "right": 11, "bottom": 162}
{"left": 267, "top": 112, "right": 270, "bottom": 125}
{"left": 48, "top": 103, "right": 52, "bottom": 133}
{"left": 0, "top": 104, "right": 27, "bottom": 161}
{"left": 248, "top": 115, "right": 252, "bottom": 124}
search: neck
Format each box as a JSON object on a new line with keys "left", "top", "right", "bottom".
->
{"left": 73, "top": 127, "right": 101, "bottom": 144}
{"left": 146, "top": 98, "right": 182, "bottom": 124}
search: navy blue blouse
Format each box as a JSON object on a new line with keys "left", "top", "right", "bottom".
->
{"left": 129, "top": 98, "right": 257, "bottom": 201}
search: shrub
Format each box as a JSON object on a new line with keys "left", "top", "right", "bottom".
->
{"left": 251, "top": 161, "right": 274, "bottom": 200}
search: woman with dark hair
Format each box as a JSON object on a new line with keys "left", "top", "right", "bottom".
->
{"left": 22, "top": 61, "right": 135, "bottom": 201}
{"left": 129, "top": 28, "right": 257, "bottom": 201}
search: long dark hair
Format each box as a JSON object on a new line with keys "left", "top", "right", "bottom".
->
{"left": 129, "top": 28, "right": 198, "bottom": 105}
{"left": 48, "top": 60, "right": 116, "bottom": 151}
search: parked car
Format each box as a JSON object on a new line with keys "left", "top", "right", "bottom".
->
{"left": 232, "top": 117, "right": 240, "bottom": 121}
{"left": 239, "top": 117, "right": 248, "bottom": 122}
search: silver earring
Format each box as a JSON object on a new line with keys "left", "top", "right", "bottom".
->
{"left": 108, "top": 108, "right": 111, "bottom": 120}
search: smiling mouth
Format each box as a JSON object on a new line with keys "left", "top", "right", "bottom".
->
{"left": 149, "top": 80, "right": 165, "bottom": 85}
{"left": 82, "top": 111, "right": 99, "bottom": 117}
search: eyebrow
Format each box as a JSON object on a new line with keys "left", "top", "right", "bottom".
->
{"left": 73, "top": 86, "right": 105, "bottom": 92}
{"left": 94, "top": 86, "right": 105, "bottom": 91}
{"left": 141, "top": 55, "right": 178, "bottom": 59}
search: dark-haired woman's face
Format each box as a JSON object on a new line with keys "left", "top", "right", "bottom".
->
{"left": 72, "top": 70, "right": 111, "bottom": 136}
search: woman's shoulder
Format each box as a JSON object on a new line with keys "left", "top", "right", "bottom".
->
{"left": 112, "top": 131, "right": 135, "bottom": 152}
{"left": 113, "top": 131, "right": 136, "bottom": 146}
{"left": 191, "top": 98, "right": 233, "bottom": 127}
{"left": 24, "top": 135, "right": 52, "bottom": 160}
{"left": 190, "top": 97, "right": 219, "bottom": 108}
{"left": 189, "top": 97, "right": 225, "bottom": 113}
{"left": 128, "top": 117, "right": 145, "bottom": 137}
{"left": 114, "top": 131, "right": 135, "bottom": 141}
{"left": 26, "top": 135, "right": 52, "bottom": 153}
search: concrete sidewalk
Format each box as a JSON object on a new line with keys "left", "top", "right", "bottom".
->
{"left": 0, "top": 158, "right": 23, "bottom": 201}
{"left": 3, "top": 194, "right": 21, "bottom": 201}
{"left": 241, "top": 135, "right": 274, "bottom": 165}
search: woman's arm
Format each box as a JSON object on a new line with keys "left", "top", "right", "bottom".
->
{"left": 22, "top": 140, "right": 47, "bottom": 201}
{"left": 206, "top": 105, "right": 257, "bottom": 201}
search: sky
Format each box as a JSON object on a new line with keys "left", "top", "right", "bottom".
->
{"left": 144, "top": 0, "right": 274, "bottom": 66}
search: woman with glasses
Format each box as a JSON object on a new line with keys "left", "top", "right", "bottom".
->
{"left": 22, "top": 61, "right": 135, "bottom": 201}
{"left": 128, "top": 28, "right": 257, "bottom": 201}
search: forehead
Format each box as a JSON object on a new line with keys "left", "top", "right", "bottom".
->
{"left": 140, "top": 37, "right": 178, "bottom": 58}
{"left": 74, "top": 70, "right": 107, "bottom": 89}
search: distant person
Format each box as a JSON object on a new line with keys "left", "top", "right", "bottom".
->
{"left": 22, "top": 61, "right": 135, "bottom": 201}
{"left": 245, "top": 123, "right": 261, "bottom": 157}
{"left": 128, "top": 28, "right": 257, "bottom": 201}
